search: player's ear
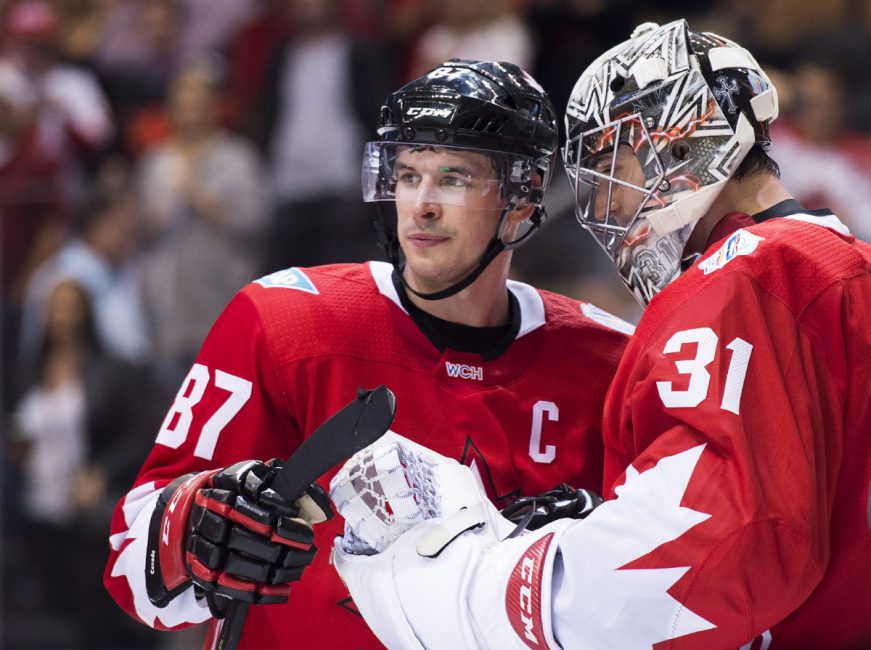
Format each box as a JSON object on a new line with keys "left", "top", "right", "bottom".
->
{"left": 505, "top": 171, "right": 542, "bottom": 226}
{"left": 505, "top": 203, "right": 536, "bottom": 232}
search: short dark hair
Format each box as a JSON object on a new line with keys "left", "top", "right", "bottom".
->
{"left": 733, "top": 145, "right": 780, "bottom": 181}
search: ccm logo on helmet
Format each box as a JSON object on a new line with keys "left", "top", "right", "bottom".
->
{"left": 506, "top": 533, "right": 555, "bottom": 648}
{"left": 407, "top": 106, "right": 454, "bottom": 119}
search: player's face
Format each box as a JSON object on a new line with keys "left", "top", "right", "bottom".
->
{"left": 393, "top": 147, "right": 507, "bottom": 292}
{"left": 588, "top": 144, "right": 647, "bottom": 227}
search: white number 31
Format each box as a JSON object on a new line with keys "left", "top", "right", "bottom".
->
{"left": 656, "top": 327, "right": 753, "bottom": 414}
{"left": 155, "top": 363, "right": 252, "bottom": 460}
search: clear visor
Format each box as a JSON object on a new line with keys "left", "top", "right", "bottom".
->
{"left": 564, "top": 115, "right": 665, "bottom": 256}
{"left": 362, "top": 141, "right": 536, "bottom": 209}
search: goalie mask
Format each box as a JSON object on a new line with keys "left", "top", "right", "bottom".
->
{"left": 563, "top": 20, "right": 779, "bottom": 305}
{"left": 365, "top": 59, "right": 558, "bottom": 300}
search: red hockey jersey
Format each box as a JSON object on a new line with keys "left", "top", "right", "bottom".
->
{"left": 552, "top": 214, "right": 871, "bottom": 649}
{"left": 104, "top": 261, "right": 630, "bottom": 649}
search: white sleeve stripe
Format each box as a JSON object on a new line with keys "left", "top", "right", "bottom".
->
{"left": 507, "top": 279, "right": 546, "bottom": 338}
{"left": 581, "top": 303, "right": 636, "bottom": 335}
{"left": 369, "top": 261, "right": 407, "bottom": 313}
{"left": 111, "top": 485, "right": 211, "bottom": 628}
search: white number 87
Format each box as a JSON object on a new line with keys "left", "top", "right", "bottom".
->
{"left": 656, "top": 327, "right": 753, "bottom": 414}
{"left": 155, "top": 363, "right": 252, "bottom": 460}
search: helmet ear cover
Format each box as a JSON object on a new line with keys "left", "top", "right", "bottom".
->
{"left": 687, "top": 30, "right": 777, "bottom": 148}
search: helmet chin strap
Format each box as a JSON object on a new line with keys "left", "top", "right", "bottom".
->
{"left": 400, "top": 236, "right": 507, "bottom": 301}
{"left": 376, "top": 203, "right": 516, "bottom": 302}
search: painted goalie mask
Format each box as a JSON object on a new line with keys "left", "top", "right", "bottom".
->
{"left": 563, "top": 20, "right": 779, "bottom": 305}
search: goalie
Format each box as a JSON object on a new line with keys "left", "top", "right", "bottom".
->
{"left": 330, "top": 20, "right": 871, "bottom": 650}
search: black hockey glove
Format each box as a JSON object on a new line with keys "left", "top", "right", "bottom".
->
{"left": 500, "top": 483, "right": 603, "bottom": 535}
{"left": 145, "top": 459, "right": 332, "bottom": 618}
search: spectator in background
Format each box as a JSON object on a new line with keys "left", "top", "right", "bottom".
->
{"left": 175, "top": 0, "right": 258, "bottom": 70}
{"left": 406, "top": 0, "right": 533, "bottom": 79}
{"left": 18, "top": 187, "right": 151, "bottom": 387}
{"left": 223, "top": 0, "right": 291, "bottom": 138}
{"left": 95, "top": 0, "right": 259, "bottom": 158}
{"left": 691, "top": 0, "right": 856, "bottom": 66}
{"left": 258, "top": 0, "right": 394, "bottom": 272}
{"left": 49, "top": 0, "right": 109, "bottom": 64}
{"left": 0, "top": 1, "right": 113, "bottom": 374}
{"left": 0, "top": 58, "right": 64, "bottom": 297}
{"left": 770, "top": 44, "right": 871, "bottom": 240}
{"left": 8, "top": 279, "right": 160, "bottom": 649}
{"left": 0, "top": 48, "right": 66, "bottom": 415}
{"left": 95, "top": 0, "right": 256, "bottom": 78}
{"left": 137, "top": 58, "right": 269, "bottom": 387}
{"left": 0, "top": 0, "right": 113, "bottom": 173}
{"left": 514, "top": 0, "right": 640, "bottom": 324}
{"left": 526, "top": 0, "right": 632, "bottom": 125}
{"left": 91, "top": 0, "right": 185, "bottom": 156}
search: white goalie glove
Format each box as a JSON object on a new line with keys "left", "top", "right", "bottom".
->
{"left": 329, "top": 432, "right": 573, "bottom": 650}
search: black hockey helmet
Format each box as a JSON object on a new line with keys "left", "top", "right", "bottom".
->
{"left": 364, "top": 59, "right": 559, "bottom": 300}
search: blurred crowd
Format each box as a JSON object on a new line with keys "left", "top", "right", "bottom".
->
{"left": 1, "top": 0, "right": 870, "bottom": 648}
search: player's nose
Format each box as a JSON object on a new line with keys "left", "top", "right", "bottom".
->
{"left": 411, "top": 182, "right": 441, "bottom": 219}
{"left": 593, "top": 190, "right": 617, "bottom": 222}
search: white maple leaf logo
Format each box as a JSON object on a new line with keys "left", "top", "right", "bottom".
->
{"left": 560, "top": 444, "right": 716, "bottom": 648}
{"left": 110, "top": 482, "right": 211, "bottom": 629}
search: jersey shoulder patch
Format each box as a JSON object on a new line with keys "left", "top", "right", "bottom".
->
{"left": 580, "top": 303, "right": 636, "bottom": 336}
{"left": 698, "top": 229, "right": 765, "bottom": 275}
{"left": 254, "top": 267, "right": 319, "bottom": 294}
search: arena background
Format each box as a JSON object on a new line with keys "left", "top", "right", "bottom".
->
{"left": 2, "top": 0, "right": 870, "bottom": 647}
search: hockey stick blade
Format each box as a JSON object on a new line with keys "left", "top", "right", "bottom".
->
{"left": 217, "top": 384, "right": 396, "bottom": 650}
{"left": 271, "top": 384, "right": 396, "bottom": 501}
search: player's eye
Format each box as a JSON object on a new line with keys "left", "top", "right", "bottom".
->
{"left": 439, "top": 175, "right": 471, "bottom": 188}
{"left": 591, "top": 157, "right": 614, "bottom": 174}
{"left": 396, "top": 172, "right": 420, "bottom": 186}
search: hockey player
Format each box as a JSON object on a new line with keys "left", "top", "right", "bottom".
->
{"left": 103, "top": 60, "right": 631, "bottom": 649}
{"left": 329, "top": 21, "right": 871, "bottom": 649}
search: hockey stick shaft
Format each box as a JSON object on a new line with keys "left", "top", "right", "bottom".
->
{"left": 216, "top": 385, "right": 396, "bottom": 650}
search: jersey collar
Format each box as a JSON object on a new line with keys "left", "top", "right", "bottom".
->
{"left": 367, "top": 261, "right": 546, "bottom": 341}
{"left": 704, "top": 200, "right": 850, "bottom": 250}
{"left": 785, "top": 212, "right": 851, "bottom": 236}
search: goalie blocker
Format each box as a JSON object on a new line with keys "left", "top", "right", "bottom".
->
{"left": 146, "top": 459, "right": 332, "bottom": 617}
